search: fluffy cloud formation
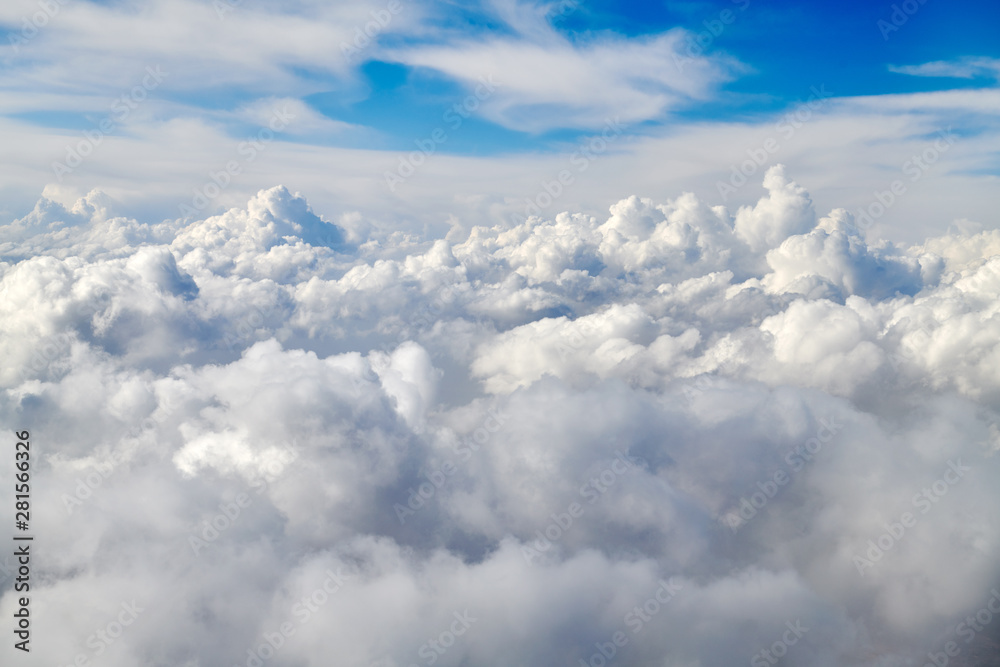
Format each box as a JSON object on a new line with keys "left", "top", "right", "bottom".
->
{"left": 1, "top": 168, "right": 999, "bottom": 665}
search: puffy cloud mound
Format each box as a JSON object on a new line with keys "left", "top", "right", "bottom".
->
{"left": 1, "top": 168, "right": 999, "bottom": 666}
{"left": 734, "top": 164, "right": 816, "bottom": 253}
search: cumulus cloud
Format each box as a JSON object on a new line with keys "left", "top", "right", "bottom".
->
{"left": 734, "top": 164, "right": 816, "bottom": 254}
{"left": 2, "top": 168, "right": 999, "bottom": 665}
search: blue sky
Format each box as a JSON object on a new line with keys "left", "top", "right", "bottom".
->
{"left": 285, "top": 0, "right": 1000, "bottom": 153}
{"left": 0, "top": 0, "right": 998, "bottom": 240}
{"left": 5, "top": 0, "right": 999, "bottom": 154}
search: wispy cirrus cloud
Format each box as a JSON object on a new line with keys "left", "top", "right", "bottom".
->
{"left": 387, "top": 1, "right": 745, "bottom": 133}
{"left": 889, "top": 56, "right": 1000, "bottom": 81}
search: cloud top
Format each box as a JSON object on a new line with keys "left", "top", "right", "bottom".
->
{"left": 2, "top": 168, "right": 999, "bottom": 665}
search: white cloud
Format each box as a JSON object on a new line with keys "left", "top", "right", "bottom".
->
{"left": 734, "top": 164, "right": 816, "bottom": 253}
{"left": 890, "top": 56, "right": 1000, "bottom": 81}
{"left": 2, "top": 85, "right": 996, "bottom": 253}
{"left": 390, "top": 28, "right": 741, "bottom": 132}
{"left": 2, "top": 153, "right": 1000, "bottom": 665}
{"left": 234, "top": 97, "right": 359, "bottom": 138}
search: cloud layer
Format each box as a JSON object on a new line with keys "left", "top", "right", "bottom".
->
{"left": 1, "top": 168, "right": 999, "bottom": 665}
